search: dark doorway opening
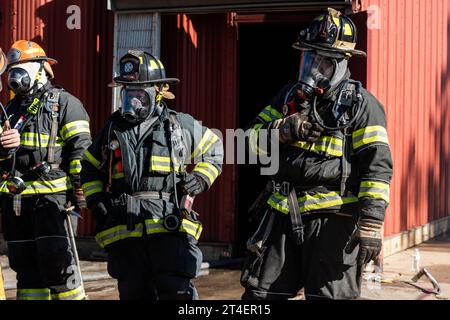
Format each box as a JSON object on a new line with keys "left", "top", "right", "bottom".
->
{"left": 235, "top": 12, "right": 367, "bottom": 255}
{"left": 235, "top": 22, "right": 305, "bottom": 255}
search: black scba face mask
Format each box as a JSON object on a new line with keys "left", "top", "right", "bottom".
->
{"left": 297, "top": 50, "right": 348, "bottom": 99}
{"left": 8, "top": 68, "right": 32, "bottom": 95}
{"left": 120, "top": 86, "right": 157, "bottom": 123}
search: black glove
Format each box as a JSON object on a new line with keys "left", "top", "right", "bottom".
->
{"left": 183, "top": 173, "right": 207, "bottom": 196}
{"left": 89, "top": 194, "right": 112, "bottom": 228}
{"left": 345, "top": 218, "right": 383, "bottom": 266}
{"left": 270, "top": 112, "right": 323, "bottom": 144}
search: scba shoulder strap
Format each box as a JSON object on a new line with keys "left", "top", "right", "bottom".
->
{"left": 46, "top": 88, "right": 62, "bottom": 164}
{"left": 167, "top": 113, "right": 188, "bottom": 171}
{"left": 335, "top": 80, "right": 363, "bottom": 196}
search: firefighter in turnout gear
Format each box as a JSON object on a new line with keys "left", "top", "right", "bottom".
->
{"left": 80, "top": 51, "right": 223, "bottom": 300}
{"left": 0, "top": 40, "right": 91, "bottom": 300}
{"left": 241, "top": 8, "right": 393, "bottom": 300}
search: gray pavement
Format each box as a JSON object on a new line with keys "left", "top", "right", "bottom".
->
{"left": 1, "top": 232, "right": 449, "bottom": 300}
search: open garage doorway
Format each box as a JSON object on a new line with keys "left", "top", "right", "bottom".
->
{"left": 236, "top": 20, "right": 308, "bottom": 255}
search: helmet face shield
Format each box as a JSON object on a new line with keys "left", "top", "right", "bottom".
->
{"left": 120, "top": 87, "right": 156, "bottom": 123}
{"left": 298, "top": 51, "right": 336, "bottom": 97}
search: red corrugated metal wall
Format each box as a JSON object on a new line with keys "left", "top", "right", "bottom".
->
{"left": 161, "top": 13, "right": 237, "bottom": 243}
{"left": 0, "top": 0, "right": 114, "bottom": 236}
{"left": 361, "top": 0, "right": 450, "bottom": 236}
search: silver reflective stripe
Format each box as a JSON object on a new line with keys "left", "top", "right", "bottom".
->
{"left": 21, "top": 132, "right": 64, "bottom": 148}
{"left": 180, "top": 220, "right": 202, "bottom": 238}
{"left": 145, "top": 219, "right": 203, "bottom": 240}
{"left": 0, "top": 177, "right": 72, "bottom": 195}
{"left": 358, "top": 181, "right": 390, "bottom": 203}
{"left": 17, "top": 289, "right": 51, "bottom": 300}
{"left": 260, "top": 108, "right": 278, "bottom": 121}
{"left": 145, "top": 220, "right": 167, "bottom": 233}
{"left": 267, "top": 191, "right": 359, "bottom": 214}
{"left": 70, "top": 159, "right": 82, "bottom": 174}
{"left": 352, "top": 126, "right": 389, "bottom": 149}
{"left": 149, "top": 156, "right": 174, "bottom": 172}
{"left": 193, "top": 162, "right": 219, "bottom": 185}
{"left": 95, "top": 224, "right": 144, "bottom": 248}
{"left": 353, "top": 130, "right": 387, "bottom": 144}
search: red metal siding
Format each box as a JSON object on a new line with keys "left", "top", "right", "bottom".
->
{"left": 362, "top": 0, "right": 450, "bottom": 236}
{"left": 0, "top": 0, "right": 115, "bottom": 236}
{"left": 161, "top": 13, "right": 237, "bottom": 243}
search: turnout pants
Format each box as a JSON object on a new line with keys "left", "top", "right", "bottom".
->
{"left": 241, "top": 212, "right": 362, "bottom": 300}
{"left": 106, "top": 233, "right": 203, "bottom": 300}
{"left": 1, "top": 196, "right": 85, "bottom": 300}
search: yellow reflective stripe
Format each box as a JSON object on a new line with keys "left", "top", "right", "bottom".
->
{"left": 300, "top": 192, "right": 358, "bottom": 212}
{"left": 60, "top": 120, "right": 90, "bottom": 141}
{"left": 82, "top": 150, "right": 101, "bottom": 169}
{"left": 95, "top": 224, "right": 144, "bottom": 248}
{"left": 69, "top": 159, "right": 82, "bottom": 174}
{"left": 358, "top": 181, "right": 390, "bottom": 203}
{"left": 257, "top": 106, "right": 283, "bottom": 122}
{"left": 267, "top": 193, "right": 290, "bottom": 214}
{"left": 267, "top": 191, "right": 359, "bottom": 215}
{"left": 352, "top": 126, "right": 389, "bottom": 150}
{"left": 292, "top": 136, "right": 343, "bottom": 157}
{"left": 192, "top": 162, "right": 219, "bottom": 185}
{"left": 191, "top": 129, "right": 219, "bottom": 159}
{"left": 249, "top": 123, "right": 268, "bottom": 156}
{"left": 145, "top": 218, "right": 203, "bottom": 240}
{"left": 51, "top": 285, "right": 85, "bottom": 300}
{"left": 20, "top": 132, "right": 64, "bottom": 148}
{"left": 0, "top": 177, "right": 72, "bottom": 195}
{"left": 17, "top": 288, "right": 51, "bottom": 300}
{"left": 82, "top": 180, "right": 104, "bottom": 197}
{"left": 149, "top": 156, "right": 175, "bottom": 173}
{"left": 180, "top": 219, "right": 203, "bottom": 240}
{"left": 152, "top": 156, "right": 170, "bottom": 163}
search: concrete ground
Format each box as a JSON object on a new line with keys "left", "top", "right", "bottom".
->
{"left": 1, "top": 232, "right": 449, "bottom": 300}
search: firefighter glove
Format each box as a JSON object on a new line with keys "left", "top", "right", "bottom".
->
{"left": 345, "top": 218, "right": 383, "bottom": 266}
{"left": 183, "top": 173, "right": 206, "bottom": 196}
{"left": 271, "top": 112, "right": 323, "bottom": 144}
{"left": 89, "top": 194, "right": 113, "bottom": 231}
{"left": 72, "top": 187, "right": 87, "bottom": 210}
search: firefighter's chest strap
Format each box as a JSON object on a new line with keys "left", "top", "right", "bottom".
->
{"left": 46, "top": 89, "right": 62, "bottom": 164}
{"left": 131, "top": 191, "right": 173, "bottom": 201}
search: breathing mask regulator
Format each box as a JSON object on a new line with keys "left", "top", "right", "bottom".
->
{"left": 292, "top": 8, "right": 367, "bottom": 131}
